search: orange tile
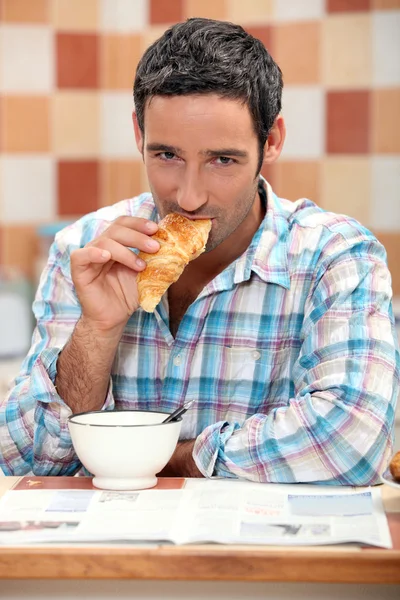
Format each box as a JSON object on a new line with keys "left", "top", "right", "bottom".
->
{"left": 150, "top": 0, "right": 184, "bottom": 24}
{"left": 372, "top": 89, "right": 400, "bottom": 154}
{"left": 58, "top": 161, "right": 99, "bottom": 217}
{"left": 245, "top": 26, "right": 274, "bottom": 53}
{"left": 327, "top": 0, "right": 371, "bottom": 10}
{"left": 260, "top": 163, "right": 278, "bottom": 190}
{"left": 2, "top": 0, "right": 49, "bottom": 23}
{"left": 274, "top": 22, "right": 320, "bottom": 84}
{"left": 372, "top": 0, "right": 400, "bottom": 7}
{"left": 101, "top": 161, "right": 143, "bottom": 207}
{"left": 102, "top": 34, "right": 142, "bottom": 90}
{"left": 371, "top": 232, "right": 400, "bottom": 295}
{"left": 52, "top": 0, "right": 98, "bottom": 30}
{"left": 57, "top": 33, "right": 99, "bottom": 89}
{"left": 185, "top": 0, "right": 227, "bottom": 20}
{"left": 2, "top": 96, "right": 50, "bottom": 153}
{"left": 276, "top": 161, "right": 321, "bottom": 204}
{"left": 327, "top": 91, "right": 371, "bottom": 154}
{"left": 2, "top": 225, "right": 38, "bottom": 279}
{"left": 321, "top": 157, "right": 371, "bottom": 225}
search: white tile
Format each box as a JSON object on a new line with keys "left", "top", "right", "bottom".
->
{"left": 100, "top": 0, "right": 148, "bottom": 32}
{"left": 273, "top": 0, "right": 325, "bottom": 21}
{"left": 280, "top": 86, "right": 325, "bottom": 159}
{"left": 372, "top": 11, "right": 400, "bottom": 87}
{"left": 101, "top": 92, "right": 141, "bottom": 158}
{"left": 0, "top": 26, "right": 53, "bottom": 93}
{"left": 371, "top": 157, "right": 400, "bottom": 231}
{"left": 0, "top": 157, "right": 55, "bottom": 224}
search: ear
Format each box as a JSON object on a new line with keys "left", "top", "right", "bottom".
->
{"left": 132, "top": 112, "right": 144, "bottom": 155}
{"left": 262, "top": 115, "right": 286, "bottom": 166}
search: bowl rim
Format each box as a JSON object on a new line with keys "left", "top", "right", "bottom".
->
{"left": 67, "top": 409, "right": 182, "bottom": 428}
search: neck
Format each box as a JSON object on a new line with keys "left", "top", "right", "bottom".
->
{"left": 186, "top": 190, "right": 265, "bottom": 280}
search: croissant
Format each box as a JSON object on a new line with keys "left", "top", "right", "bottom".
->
{"left": 136, "top": 213, "right": 212, "bottom": 312}
{"left": 389, "top": 451, "right": 400, "bottom": 482}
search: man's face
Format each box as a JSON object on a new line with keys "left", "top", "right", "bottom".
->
{"left": 137, "top": 94, "right": 261, "bottom": 252}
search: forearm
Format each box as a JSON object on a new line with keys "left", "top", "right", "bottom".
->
{"left": 56, "top": 317, "right": 122, "bottom": 414}
{"left": 158, "top": 440, "right": 203, "bottom": 478}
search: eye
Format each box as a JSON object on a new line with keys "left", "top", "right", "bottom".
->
{"left": 158, "top": 152, "right": 176, "bottom": 161}
{"left": 214, "top": 156, "right": 235, "bottom": 166}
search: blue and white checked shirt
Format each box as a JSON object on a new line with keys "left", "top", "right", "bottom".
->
{"left": 1, "top": 180, "right": 399, "bottom": 484}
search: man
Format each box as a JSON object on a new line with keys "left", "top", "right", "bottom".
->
{"left": 0, "top": 18, "right": 398, "bottom": 484}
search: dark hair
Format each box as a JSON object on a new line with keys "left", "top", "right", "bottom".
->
{"left": 133, "top": 18, "right": 283, "bottom": 174}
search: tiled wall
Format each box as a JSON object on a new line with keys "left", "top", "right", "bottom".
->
{"left": 0, "top": 0, "right": 399, "bottom": 292}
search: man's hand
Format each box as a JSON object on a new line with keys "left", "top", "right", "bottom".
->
{"left": 70, "top": 217, "right": 160, "bottom": 335}
{"left": 157, "top": 440, "right": 204, "bottom": 478}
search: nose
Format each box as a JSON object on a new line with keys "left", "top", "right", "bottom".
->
{"left": 176, "top": 168, "right": 207, "bottom": 212}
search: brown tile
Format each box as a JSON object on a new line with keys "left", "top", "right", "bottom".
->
{"left": 371, "top": 232, "right": 400, "bottom": 295}
{"left": 327, "top": 0, "right": 371, "bottom": 11}
{"left": 372, "top": 0, "right": 400, "bottom": 7}
{"left": 245, "top": 26, "right": 274, "bottom": 54}
{"left": 150, "top": 0, "right": 184, "bottom": 24}
{"left": 372, "top": 89, "right": 400, "bottom": 154}
{"left": 102, "top": 34, "right": 141, "bottom": 90}
{"left": 276, "top": 161, "right": 321, "bottom": 204}
{"left": 2, "top": 0, "right": 49, "bottom": 23}
{"left": 2, "top": 96, "right": 50, "bottom": 153}
{"left": 58, "top": 161, "right": 99, "bottom": 217}
{"left": 327, "top": 91, "right": 371, "bottom": 154}
{"left": 57, "top": 33, "right": 99, "bottom": 89}
{"left": 2, "top": 225, "right": 38, "bottom": 279}
{"left": 185, "top": 0, "right": 227, "bottom": 21}
{"left": 101, "top": 161, "right": 143, "bottom": 207}
{"left": 52, "top": 0, "right": 98, "bottom": 30}
{"left": 274, "top": 22, "right": 320, "bottom": 85}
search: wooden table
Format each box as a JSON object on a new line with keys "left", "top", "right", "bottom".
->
{"left": 0, "top": 476, "right": 399, "bottom": 587}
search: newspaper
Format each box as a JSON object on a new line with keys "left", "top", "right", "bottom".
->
{"left": 0, "top": 479, "right": 392, "bottom": 548}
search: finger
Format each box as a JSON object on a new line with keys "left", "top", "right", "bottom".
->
{"left": 103, "top": 223, "right": 160, "bottom": 253}
{"left": 88, "top": 238, "right": 146, "bottom": 272}
{"left": 114, "top": 216, "right": 159, "bottom": 234}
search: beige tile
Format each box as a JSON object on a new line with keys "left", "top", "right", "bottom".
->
{"left": 274, "top": 21, "right": 320, "bottom": 84}
{"left": 52, "top": 93, "right": 100, "bottom": 157}
{"left": 101, "top": 160, "right": 143, "bottom": 207}
{"left": 323, "top": 14, "right": 372, "bottom": 88}
{"left": 372, "top": 89, "right": 400, "bottom": 154}
{"left": 102, "top": 34, "right": 141, "bottom": 90}
{"left": 141, "top": 26, "right": 169, "bottom": 53}
{"left": 372, "top": 0, "right": 400, "bottom": 8}
{"left": 321, "top": 158, "right": 371, "bottom": 226}
{"left": 52, "top": 0, "right": 99, "bottom": 30}
{"left": 276, "top": 161, "right": 321, "bottom": 204}
{"left": 185, "top": 0, "right": 227, "bottom": 20}
{"left": 226, "top": 0, "right": 273, "bottom": 23}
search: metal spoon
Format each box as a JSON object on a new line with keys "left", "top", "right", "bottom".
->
{"left": 162, "top": 399, "right": 196, "bottom": 423}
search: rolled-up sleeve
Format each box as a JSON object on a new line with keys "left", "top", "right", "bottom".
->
{"left": 0, "top": 230, "right": 115, "bottom": 476}
{"left": 193, "top": 239, "right": 400, "bottom": 485}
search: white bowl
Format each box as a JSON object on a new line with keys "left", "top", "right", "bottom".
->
{"left": 68, "top": 410, "right": 182, "bottom": 490}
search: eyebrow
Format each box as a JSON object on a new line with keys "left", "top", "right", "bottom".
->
{"left": 146, "top": 143, "right": 248, "bottom": 159}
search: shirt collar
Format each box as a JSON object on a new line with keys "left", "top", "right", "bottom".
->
{"left": 232, "top": 177, "right": 290, "bottom": 290}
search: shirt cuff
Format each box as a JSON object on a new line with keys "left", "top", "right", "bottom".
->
{"left": 31, "top": 347, "right": 115, "bottom": 413}
{"left": 193, "top": 420, "right": 240, "bottom": 478}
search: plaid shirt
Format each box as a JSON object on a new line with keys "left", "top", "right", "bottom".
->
{"left": 1, "top": 180, "right": 399, "bottom": 484}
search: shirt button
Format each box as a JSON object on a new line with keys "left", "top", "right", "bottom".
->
{"left": 173, "top": 354, "right": 182, "bottom": 366}
{"left": 252, "top": 350, "right": 261, "bottom": 361}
